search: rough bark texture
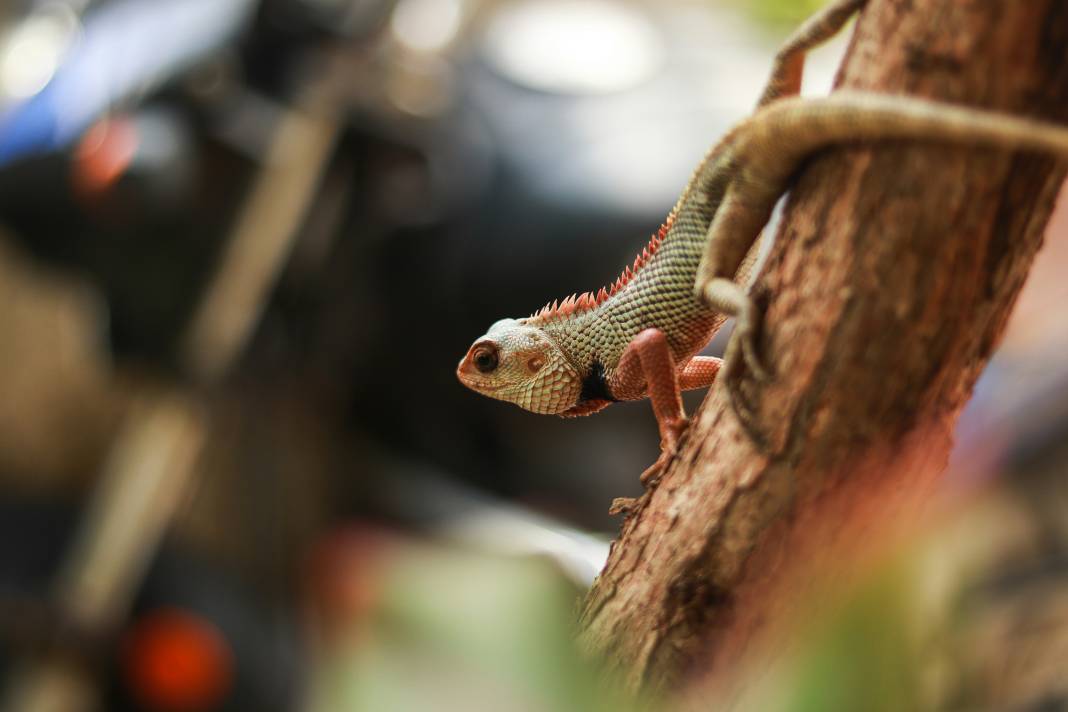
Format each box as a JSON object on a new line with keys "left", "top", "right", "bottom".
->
{"left": 578, "top": 0, "right": 1068, "bottom": 695}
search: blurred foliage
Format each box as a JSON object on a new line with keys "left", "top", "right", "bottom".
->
{"left": 726, "top": 0, "right": 829, "bottom": 28}
{"left": 787, "top": 565, "right": 921, "bottom": 712}
{"left": 724, "top": 553, "right": 926, "bottom": 712}
{"left": 308, "top": 541, "right": 647, "bottom": 712}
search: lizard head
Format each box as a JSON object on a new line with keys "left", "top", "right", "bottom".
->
{"left": 457, "top": 318, "right": 582, "bottom": 415}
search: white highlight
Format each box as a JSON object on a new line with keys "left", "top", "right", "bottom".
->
{"left": 391, "top": 0, "right": 463, "bottom": 53}
{"left": 0, "top": 5, "right": 79, "bottom": 100}
{"left": 483, "top": 0, "right": 663, "bottom": 94}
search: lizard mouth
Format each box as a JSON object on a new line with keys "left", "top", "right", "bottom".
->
{"left": 456, "top": 358, "right": 502, "bottom": 393}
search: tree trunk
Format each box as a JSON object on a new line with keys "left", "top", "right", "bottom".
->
{"left": 578, "top": 0, "right": 1068, "bottom": 695}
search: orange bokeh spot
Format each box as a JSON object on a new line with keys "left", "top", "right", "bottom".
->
{"left": 122, "top": 607, "right": 234, "bottom": 712}
{"left": 72, "top": 116, "right": 138, "bottom": 194}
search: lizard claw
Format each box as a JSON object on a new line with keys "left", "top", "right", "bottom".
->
{"left": 639, "top": 451, "right": 673, "bottom": 487}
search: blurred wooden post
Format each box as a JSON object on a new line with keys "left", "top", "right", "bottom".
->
{"left": 1, "top": 398, "right": 204, "bottom": 712}
{"left": 1, "top": 78, "right": 341, "bottom": 712}
{"left": 181, "top": 101, "right": 340, "bottom": 384}
{"left": 579, "top": 0, "right": 1068, "bottom": 695}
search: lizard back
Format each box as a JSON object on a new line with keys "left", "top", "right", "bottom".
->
{"left": 523, "top": 149, "right": 746, "bottom": 394}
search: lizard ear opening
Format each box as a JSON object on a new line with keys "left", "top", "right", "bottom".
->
{"left": 526, "top": 356, "right": 545, "bottom": 373}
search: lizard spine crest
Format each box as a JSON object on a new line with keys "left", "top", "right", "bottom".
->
{"left": 526, "top": 214, "right": 676, "bottom": 324}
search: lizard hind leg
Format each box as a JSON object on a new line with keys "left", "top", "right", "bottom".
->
{"left": 679, "top": 356, "right": 723, "bottom": 392}
{"left": 695, "top": 183, "right": 780, "bottom": 382}
{"left": 609, "top": 329, "right": 690, "bottom": 486}
{"left": 694, "top": 184, "right": 781, "bottom": 446}
{"left": 757, "top": 0, "right": 867, "bottom": 108}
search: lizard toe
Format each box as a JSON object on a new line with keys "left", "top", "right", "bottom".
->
{"left": 640, "top": 450, "right": 673, "bottom": 487}
{"left": 609, "top": 496, "right": 641, "bottom": 516}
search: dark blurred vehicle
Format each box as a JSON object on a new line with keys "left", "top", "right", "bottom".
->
{"left": 4, "top": 0, "right": 1068, "bottom": 710}
{"left": 0, "top": 0, "right": 767, "bottom": 709}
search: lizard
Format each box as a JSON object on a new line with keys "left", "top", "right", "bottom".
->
{"left": 456, "top": 0, "right": 1068, "bottom": 491}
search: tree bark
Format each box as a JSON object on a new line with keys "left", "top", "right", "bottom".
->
{"left": 578, "top": 0, "right": 1068, "bottom": 695}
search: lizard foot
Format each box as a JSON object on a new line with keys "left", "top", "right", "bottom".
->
{"left": 699, "top": 278, "right": 772, "bottom": 383}
{"left": 727, "top": 293, "right": 772, "bottom": 384}
{"left": 705, "top": 283, "right": 771, "bottom": 449}
{"left": 639, "top": 416, "right": 691, "bottom": 487}
{"left": 609, "top": 496, "right": 641, "bottom": 516}
{"left": 726, "top": 373, "right": 770, "bottom": 452}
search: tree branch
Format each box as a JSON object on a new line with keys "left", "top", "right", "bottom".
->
{"left": 578, "top": 0, "right": 1068, "bottom": 695}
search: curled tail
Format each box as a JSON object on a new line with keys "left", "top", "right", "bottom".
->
{"left": 733, "top": 91, "right": 1068, "bottom": 180}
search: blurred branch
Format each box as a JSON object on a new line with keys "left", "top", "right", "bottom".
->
{"left": 578, "top": 0, "right": 1068, "bottom": 697}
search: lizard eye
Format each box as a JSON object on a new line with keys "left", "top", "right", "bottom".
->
{"left": 473, "top": 345, "right": 499, "bottom": 373}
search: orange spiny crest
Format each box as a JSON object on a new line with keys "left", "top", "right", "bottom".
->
{"left": 526, "top": 214, "right": 675, "bottom": 324}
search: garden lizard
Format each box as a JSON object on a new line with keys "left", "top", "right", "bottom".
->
{"left": 457, "top": 0, "right": 1068, "bottom": 487}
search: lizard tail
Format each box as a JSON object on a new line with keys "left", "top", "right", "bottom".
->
{"left": 733, "top": 91, "right": 1068, "bottom": 180}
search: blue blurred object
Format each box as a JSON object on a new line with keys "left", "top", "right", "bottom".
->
{"left": 0, "top": 0, "right": 256, "bottom": 165}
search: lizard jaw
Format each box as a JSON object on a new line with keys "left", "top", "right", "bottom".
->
{"left": 456, "top": 355, "right": 502, "bottom": 394}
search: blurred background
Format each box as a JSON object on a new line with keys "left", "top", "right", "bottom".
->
{"left": 0, "top": 0, "right": 1066, "bottom": 710}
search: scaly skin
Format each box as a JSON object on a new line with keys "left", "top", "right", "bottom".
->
{"left": 457, "top": 0, "right": 1068, "bottom": 490}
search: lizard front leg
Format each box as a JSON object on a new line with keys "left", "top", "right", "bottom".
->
{"left": 696, "top": 180, "right": 782, "bottom": 383}
{"left": 694, "top": 176, "right": 786, "bottom": 448}
{"left": 610, "top": 332, "right": 723, "bottom": 486}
